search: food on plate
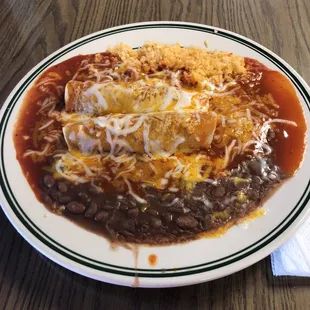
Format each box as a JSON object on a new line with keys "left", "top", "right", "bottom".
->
{"left": 13, "top": 42, "right": 307, "bottom": 244}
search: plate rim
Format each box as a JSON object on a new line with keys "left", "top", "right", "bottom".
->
{"left": 0, "top": 21, "right": 310, "bottom": 287}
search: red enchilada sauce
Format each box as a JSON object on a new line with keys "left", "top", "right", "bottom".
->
{"left": 13, "top": 53, "right": 307, "bottom": 244}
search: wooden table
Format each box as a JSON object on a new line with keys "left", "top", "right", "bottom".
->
{"left": 1, "top": 0, "right": 310, "bottom": 308}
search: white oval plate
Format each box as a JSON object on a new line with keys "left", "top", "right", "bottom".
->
{"left": 0, "top": 22, "right": 309, "bottom": 288}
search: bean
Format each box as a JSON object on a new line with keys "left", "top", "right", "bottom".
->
{"left": 50, "top": 190, "right": 60, "bottom": 200}
{"left": 192, "top": 183, "right": 208, "bottom": 196}
{"left": 195, "top": 182, "right": 209, "bottom": 191}
{"left": 127, "top": 208, "right": 139, "bottom": 218}
{"left": 252, "top": 176, "right": 262, "bottom": 185}
{"left": 213, "top": 202, "right": 226, "bottom": 211}
{"left": 140, "top": 224, "right": 149, "bottom": 233}
{"left": 172, "top": 229, "right": 180, "bottom": 235}
{"left": 43, "top": 175, "right": 55, "bottom": 188}
{"left": 252, "top": 182, "right": 261, "bottom": 190}
{"left": 146, "top": 195, "right": 158, "bottom": 206}
{"left": 85, "top": 202, "right": 98, "bottom": 218}
{"left": 190, "top": 212, "right": 204, "bottom": 219}
{"left": 248, "top": 160, "right": 263, "bottom": 176}
{"left": 128, "top": 196, "right": 137, "bottom": 207}
{"left": 78, "top": 192, "right": 90, "bottom": 203}
{"left": 122, "top": 219, "right": 136, "bottom": 232}
{"left": 58, "top": 195, "right": 72, "bottom": 204}
{"left": 42, "top": 194, "right": 53, "bottom": 206}
{"left": 225, "top": 180, "right": 237, "bottom": 191}
{"left": 231, "top": 168, "right": 240, "bottom": 176}
{"left": 150, "top": 217, "right": 162, "bottom": 228}
{"left": 176, "top": 215, "right": 198, "bottom": 229}
{"left": 162, "top": 213, "right": 173, "bottom": 223}
{"left": 89, "top": 186, "right": 100, "bottom": 195}
{"left": 120, "top": 204, "right": 129, "bottom": 211}
{"left": 174, "top": 200, "right": 185, "bottom": 208}
{"left": 213, "top": 186, "right": 226, "bottom": 198}
{"left": 268, "top": 172, "right": 279, "bottom": 182}
{"left": 203, "top": 215, "right": 211, "bottom": 229}
{"left": 168, "top": 207, "right": 184, "bottom": 214}
{"left": 102, "top": 204, "right": 114, "bottom": 211}
{"left": 187, "top": 203, "right": 200, "bottom": 212}
{"left": 57, "top": 182, "right": 68, "bottom": 193}
{"left": 236, "top": 181, "right": 249, "bottom": 189}
{"left": 248, "top": 189, "right": 259, "bottom": 201}
{"left": 127, "top": 202, "right": 137, "bottom": 209}
{"left": 66, "top": 201, "right": 86, "bottom": 214}
{"left": 146, "top": 209, "right": 159, "bottom": 216}
{"left": 94, "top": 210, "right": 109, "bottom": 222}
{"left": 121, "top": 230, "right": 134, "bottom": 237}
{"left": 113, "top": 201, "right": 121, "bottom": 208}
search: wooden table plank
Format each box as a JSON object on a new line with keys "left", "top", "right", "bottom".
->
{"left": 1, "top": 0, "right": 310, "bottom": 309}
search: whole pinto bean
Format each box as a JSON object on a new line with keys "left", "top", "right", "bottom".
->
{"left": 146, "top": 209, "right": 159, "bottom": 216}
{"left": 122, "top": 219, "right": 136, "bottom": 232}
{"left": 57, "top": 182, "right": 68, "bottom": 193}
{"left": 213, "top": 185, "right": 226, "bottom": 198}
{"left": 127, "top": 208, "right": 139, "bottom": 218}
{"left": 176, "top": 215, "right": 198, "bottom": 229}
{"left": 150, "top": 217, "right": 162, "bottom": 228}
{"left": 85, "top": 202, "right": 98, "bottom": 218}
{"left": 94, "top": 210, "right": 109, "bottom": 222}
{"left": 78, "top": 192, "right": 91, "bottom": 203}
{"left": 66, "top": 201, "right": 86, "bottom": 214}
{"left": 43, "top": 175, "right": 55, "bottom": 188}
{"left": 58, "top": 195, "right": 72, "bottom": 204}
{"left": 162, "top": 213, "right": 173, "bottom": 223}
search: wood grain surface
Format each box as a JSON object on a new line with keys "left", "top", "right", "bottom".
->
{"left": 1, "top": 0, "right": 310, "bottom": 309}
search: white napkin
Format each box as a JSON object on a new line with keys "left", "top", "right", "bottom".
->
{"left": 271, "top": 216, "right": 310, "bottom": 276}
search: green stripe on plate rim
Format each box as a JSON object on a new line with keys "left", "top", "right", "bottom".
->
{"left": 1, "top": 23, "right": 310, "bottom": 278}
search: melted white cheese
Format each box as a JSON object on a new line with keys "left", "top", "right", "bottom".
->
{"left": 94, "top": 115, "right": 146, "bottom": 136}
{"left": 161, "top": 86, "right": 196, "bottom": 110}
{"left": 143, "top": 122, "right": 151, "bottom": 153}
{"left": 84, "top": 84, "right": 109, "bottom": 110}
{"left": 170, "top": 136, "right": 185, "bottom": 153}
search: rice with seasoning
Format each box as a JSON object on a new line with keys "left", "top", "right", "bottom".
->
{"left": 109, "top": 41, "right": 246, "bottom": 84}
